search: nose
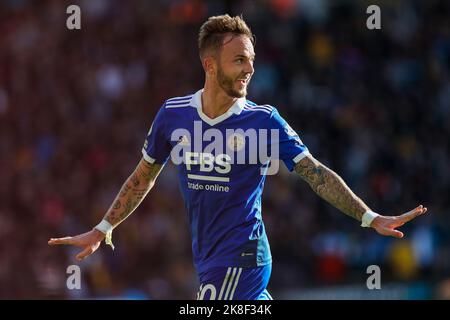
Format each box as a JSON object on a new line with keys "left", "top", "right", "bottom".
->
{"left": 244, "top": 60, "right": 254, "bottom": 75}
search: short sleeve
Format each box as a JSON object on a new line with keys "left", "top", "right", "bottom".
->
{"left": 142, "top": 104, "right": 172, "bottom": 164}
{"left": 267, "top": 108, "right": 310, "bottom": 171}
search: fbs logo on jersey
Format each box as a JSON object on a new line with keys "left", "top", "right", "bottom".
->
{"left": 227, "top": 133, "right": 245, "bottom": 152}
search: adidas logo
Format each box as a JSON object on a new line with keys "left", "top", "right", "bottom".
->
{"left": 178, "top": 135, "right": 190, "bottom": 146}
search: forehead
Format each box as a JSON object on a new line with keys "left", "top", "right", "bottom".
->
{"left": 220, "top": 34, "right": 255, "bottom": 58}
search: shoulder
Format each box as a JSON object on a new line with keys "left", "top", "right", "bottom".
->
{"left": 155, "top": 93, "right": 196, "bottom": 121}
{"left": 163, "top": 93, "right": 195, "bottom": 109}
{"left": 243, "top": 99, "right": 294, "bottom": 130}
{"left": 151, "top": 93, "right": 195, "bottom": 125}
{"left": 243, "top": 99, "right": 276, "bottom": 115}
{"left": 243, "top": 99, "right": 283, "bottom": 122}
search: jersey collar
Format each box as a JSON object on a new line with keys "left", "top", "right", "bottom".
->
{"left": 190, "top": 89, "right": 245, "bottom": 126}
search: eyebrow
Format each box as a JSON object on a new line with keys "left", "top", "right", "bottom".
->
{"left": 234, "top": 54, "right": 256, "bottom": 59}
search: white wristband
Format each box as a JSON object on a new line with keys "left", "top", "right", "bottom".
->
{"left": 94, "top": 219, "right": 113, "bottom": 234}
{"left": 361, "top": 211, "right": 380, "bottom": 228}
{"left": 94, "top": 220, "right": 115, "bottom": 250}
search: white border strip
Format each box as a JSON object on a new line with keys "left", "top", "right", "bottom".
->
{"left": 187, "top": 174, "right": 230, "bottom": 182}
{"left": 293, "top": 150, "right": 310, "bottom": 163}
{"left": 229, "top": 267, "right": 242, "bottom": 300}
{"left": 218, "top": 267, "right": 232, "bottom": 300}
{"left": 141, "top": 149, "right": 156, "bottom": 164}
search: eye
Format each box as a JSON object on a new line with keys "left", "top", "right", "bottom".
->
{"left": 235, "top": 58, "right": 244, "bottom": 64}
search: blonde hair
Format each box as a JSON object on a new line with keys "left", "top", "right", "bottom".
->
{"left": 198, "top": 14, "right": 255, "bottom": 59}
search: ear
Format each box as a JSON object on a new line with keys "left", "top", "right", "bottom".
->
{"left": 203, "top": 56, "right": 216, "bottom": 76}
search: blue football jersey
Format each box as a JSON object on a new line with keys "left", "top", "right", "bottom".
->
{"left": 142, "top": 89, "right": 310, "bottom": 273}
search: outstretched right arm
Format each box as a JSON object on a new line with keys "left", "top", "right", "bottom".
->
{"left": 103, "top": 157, "right": 164, "bottom": 228}
{"left": 48, "top": 157, "right": 164, "bottom": 260}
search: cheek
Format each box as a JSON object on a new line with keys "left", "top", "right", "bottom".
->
{"left": 222, "top": 62, "right": 241, "bottom": 76}
{"left": 219, "top": 67, "right": 237, "bottom": 81}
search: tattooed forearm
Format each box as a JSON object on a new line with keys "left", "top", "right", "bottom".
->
{"left": 294, "top": 155, "right": 370, "bottom": 221}
{"left": 119, "top": 184, "right": 130, "bottom": 198}
{"left": 133, "top": 189, "right": 148, "bottom": 198}
{"left": 113, "top": 200, "right": 121, "bottom": 210}
{"left": 131, "top": 174, "right": 140, "bottom": 187}
{"left": 137, "top": 160, "right": 163, "bottom": 183}
{"left": 103, "top": 158, "right": 164, "bottom": 227}
{"left": 122, "top": 198, "right": 133, "bottom": 217}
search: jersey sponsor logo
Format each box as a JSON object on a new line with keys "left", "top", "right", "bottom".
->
{"left": 169, "top": 121, "right": 280, "bottom": 176}
{"left": 185, "top": 152, "right": 231, "bottom": 182}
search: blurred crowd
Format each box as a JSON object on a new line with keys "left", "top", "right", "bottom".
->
{"left": 0, "top": 0, "right": 449, "bottom": 299}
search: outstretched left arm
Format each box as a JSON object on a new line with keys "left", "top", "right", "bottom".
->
{"left": 294, "top": 154, "right": 427, "bottom": 238}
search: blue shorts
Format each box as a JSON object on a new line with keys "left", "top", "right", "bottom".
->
{"left": 196, "top": 264, "right": 273, "bottom": 300}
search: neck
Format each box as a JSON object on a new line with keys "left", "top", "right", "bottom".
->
{"left": 201, "top": 81, "right": 238, "bottom": 119}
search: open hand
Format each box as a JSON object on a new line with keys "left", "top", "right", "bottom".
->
{"left": 48, "top": 229, "right": 106, "bottom": 261}
{"left": 371, "top": 205, "right": 428, "bottom": 238}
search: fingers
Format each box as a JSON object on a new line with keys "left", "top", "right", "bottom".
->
{"left": 377, "top": 226, "right": 404, "bottom": 238}
{"left": 48, "top": 237, "right": 74, "bottom": 245}
{"left": 398, "top": 205, "right": 427, "bottom": 223}
{"left": 389, "top": 229, "right": 404, "bottom": 239}
{"left": 75, "top": 246, "right": 94, "bottom": 261}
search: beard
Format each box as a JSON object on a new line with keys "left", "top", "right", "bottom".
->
{"left": 217, "top": 66, "right": 248, "bottom": 98}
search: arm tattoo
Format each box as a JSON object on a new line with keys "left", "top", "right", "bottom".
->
{"left": 137, "top": 160, "right": 163, "bottom": 183}
{"left": 119, "top": 184, "right": 130, "bottom": 197}
{"left": 133, "top": 189, "right": 148, "bottom": 198}
{"left": 104, "top": 159, "right": 164, "bottom": 226}
{"left": 294, "top": 156, "right": 370, "bottom": 221}
{"left": 131, "top": 174, "right": 140, "bottom": 187}
{"left": 122, "top": 199, "right": 133, "bottom": 218}
{"left": 113, "top": 200, "right": 121, "bottom": 210}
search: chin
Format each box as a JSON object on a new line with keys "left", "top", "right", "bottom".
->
{"left": 222, "top": 83, "right": 247, "bottom": 98}
{"left": 232, "top": 88, "right": 247, "bottom": 98}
